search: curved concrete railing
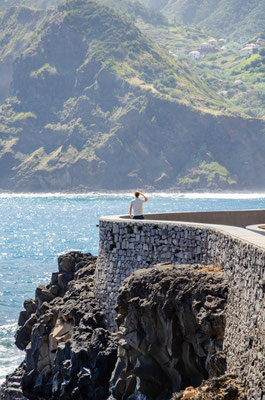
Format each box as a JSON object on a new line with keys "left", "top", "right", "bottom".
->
{"left": 104, "top": 209, "right": 265, "bottom": 250}
{"left": 96, "top": 209, "right": 265, "bottom": 399}
{"left": 119, "top": 209, "right": 265, "bottom": 228}
{"left": 246, "top": 224, "right": 265, "bottom": 236}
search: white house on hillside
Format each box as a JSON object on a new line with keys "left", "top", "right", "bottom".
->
{"left": 246, "top": 43, "right": 259, "bottom": 48}
{"left": 200, "top": 42, "right": 211, "bottom": 50}
{"left": 208, "top": 39, "right": 218, "bottom": 46}
{"left": 240, "top": 46, "right": 257, "bottom": 56}
{"left": 199, "top": 42, "right": 215, "bottom": 53}
{"left": 189, "top": 50, "right": 201, "bottom": 59}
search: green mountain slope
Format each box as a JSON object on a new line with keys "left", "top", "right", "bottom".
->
{"left": 140, "top": 0, "right": 265, "bottom": 38}
{"left": 0, "top": 0, "right": 60, "bottom": 11}
{"left": 136, "top": 24, "right": 265, "bottom": 119}
{"left": 1, "top": 1, "right": 230, "bottom": 113}
{"left": 0, "top": 0, "right": 265, "bottom": 192}
{"left": 193, "top": 45, "right": 265, "bottom": 119}
{"left": 0, "top": 6, "right": 46, "bottom": 102}
{"left": 96, "top": 0, "right": 265, "bottom": 118}
{"left": 96, "top": 0, "right": 168, "bottom": 26}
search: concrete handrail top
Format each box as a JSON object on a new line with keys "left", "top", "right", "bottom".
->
{"left": 246, "top": 224, "right": 265, "bottom": 236}
{"left": 99, "top": 210, "right": 265, "bottom": 250}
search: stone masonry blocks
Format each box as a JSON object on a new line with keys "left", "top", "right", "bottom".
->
{"left": 95, "top": 219, "right": 265, "bottom": 400}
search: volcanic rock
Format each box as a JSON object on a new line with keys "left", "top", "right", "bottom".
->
{"left": 10, "top": 252, "right": 117, "bottom": 400}
{"left": 1, "top": 255, "right": 247, "bottom": 400}
{"left": 111, "top": 264, "right": 228, "bottom": 400}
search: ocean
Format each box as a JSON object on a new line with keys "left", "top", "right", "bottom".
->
{"left": 1, "top": 192, "right": 265, "bottom": 383}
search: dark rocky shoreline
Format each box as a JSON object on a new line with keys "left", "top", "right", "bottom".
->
{"left": 0, "top": 253, "right": 246, "bottom": 400}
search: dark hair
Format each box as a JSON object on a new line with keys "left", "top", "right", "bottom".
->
{"left": 135, "top": 191, "right": 140, "bottom": 198}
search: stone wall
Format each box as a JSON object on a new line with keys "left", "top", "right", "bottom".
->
{"left": 95, "top": 216, "right": 265, "bottom": 400}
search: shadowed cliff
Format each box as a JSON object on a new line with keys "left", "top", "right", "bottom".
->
{"left": 0, "top": 253, "right": 246, "bottom": 399}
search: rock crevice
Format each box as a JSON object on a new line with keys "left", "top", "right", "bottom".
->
{"left": 8, "top": 252, "right": 117, "bottom": 400}
{"left": 1, "top": 254, "right": 247, "bottom": 400}
{"left": 111, "top": 264, "right": 228, "bottom": 399}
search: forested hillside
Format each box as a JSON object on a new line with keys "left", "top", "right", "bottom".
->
{"left": 91, "top": 0, "right": 265, "bottom": 118}
{"left": 2, "top": 0, "right": 265, "bottom": 39}
{"left": 97, "top": 0, "right": 168, "bottom": 26}
{"left": 0, "top": 0, "right": 265, "bottom": 192}
{"left": 139, "top": 0, "right": 265, "bottom": 38}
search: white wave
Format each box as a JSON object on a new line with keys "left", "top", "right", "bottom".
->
{"left": 179, "top": 192, "right": 265, "bottom": 199}
{"left": 0, "top": 192, "right": 132, "bottom": 199}
{"left": 0, "top": 354, "right": 24, "bottom": 384}
{"left": 0, "top": 322, "right": 17, "bottom": 336}
{"left": 1, "top": 191, "right": 265, "bottom": 200}
{"left": 0, "top": 367, "right": 14, "bottom": 384}
{"left": 145, "top": 192, "right": 265, "bottom": 200}
{"left": 0, "top": 322, "right": 24, "bottom": 384}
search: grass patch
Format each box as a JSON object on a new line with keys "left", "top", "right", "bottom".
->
{"left": 30, "top": 63, "right": 58, "bottom": 78}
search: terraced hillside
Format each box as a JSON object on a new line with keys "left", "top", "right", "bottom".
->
{"left": 138, "top": 0, "right": 265, "bottom": 39}
{"left": 93, "top": 0, "right": 265, "bottom": 119}
{"left": 0, "top": 0, "right": 265, "bottom": 192}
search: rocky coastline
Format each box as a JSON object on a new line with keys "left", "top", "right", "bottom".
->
{"left": 0, "top": 252, "right": 246, "bottom": 400}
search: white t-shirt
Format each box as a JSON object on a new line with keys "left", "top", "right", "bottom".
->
{"left": 131, "top": 198, "right": 144, "bottom": 216}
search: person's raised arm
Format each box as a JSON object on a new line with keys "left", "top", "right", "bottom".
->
{"left": 129, "top": 204, "right": 133, "bottom": 219}
{"left": 140, "top": 192, "right": 148, "bottom": 202}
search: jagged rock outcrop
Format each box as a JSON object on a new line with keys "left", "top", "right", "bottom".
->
{"left": 1, "top": 256, "right": 246, "bottom": 400}
{"left": 0, "top": 364, "right": 27, "bottom": 400}
{"left": 11, "top": 252, "right": 117, "bottom": 400}
{"left": 111, "top": 264, "right": 228, "bottom": 400}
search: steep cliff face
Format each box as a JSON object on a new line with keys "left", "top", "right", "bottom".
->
{"left": 111, "top": 264, "right": 228, "bottom": 399}
{"left": 13, "top": 252, "right": 117, "bottom": 400}
{"left": 0, "top": 6, "right": 46, "bottom": 103}
{"left": 0, "top": 256, "right": 244, "bottom": 400}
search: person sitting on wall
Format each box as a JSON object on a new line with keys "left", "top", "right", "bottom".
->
{"left": 130, "top": 191, "right": 148, "bottom": 219}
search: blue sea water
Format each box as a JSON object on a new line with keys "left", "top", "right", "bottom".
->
{"left": 1, "top": 191, "right": 265, "bottom": 383}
